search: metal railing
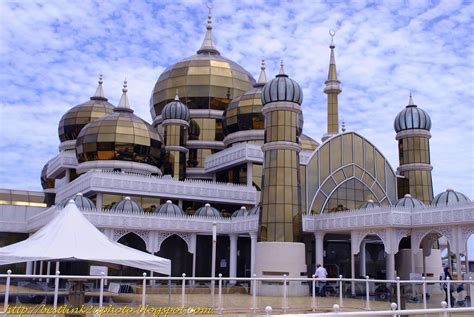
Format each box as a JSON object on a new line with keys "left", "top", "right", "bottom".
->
{"left": 1, "top": 271, "right": 474, "bottom": 315}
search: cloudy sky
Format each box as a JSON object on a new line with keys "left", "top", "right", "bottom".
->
{"left": 0, "top": 0, "right": 473, "bottom": 200}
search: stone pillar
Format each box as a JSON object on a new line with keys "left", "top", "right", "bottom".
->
{"left": 386, "top": 252, "right": 395, "bottom": 280}
{"left": 229, "top": 234, "right": 238, "bottom": 284}
{"left": 456, "top": 253, "right": 462, "bottom": 280}
{"left": 96, "top": 193, "right": 103, "bottom": 209}
{"left": 250, "top": 232, "right": 257, "bottom": 277}
{"left": 39, "top": 261, "right": 44, "bottom": 281}
{"left": 359, "top": 241, "right": 366, "bottom": 277}
{"left": 46, "top": 261, "right": 51, "bottom": 283}
{"left": 178, "top": 200, "right": 183, "bottom": 208}
{"left": 246, "top": 162, "right": 253, "bottom": 187}
{"left": 33, "top": 261, "right": 37, "bottom": 276}
{"left": 26, "top": 261, "right": 33, "bottom": 275}
{"left": 191, "top": 233, "right": 197, "bottom": 286}
{"left": 314, "top": 232, "right": 325, "bottom": 267}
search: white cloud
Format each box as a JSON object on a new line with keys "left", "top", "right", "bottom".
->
{"left": 0, "top": 0, "right": 472, "bottom": 199}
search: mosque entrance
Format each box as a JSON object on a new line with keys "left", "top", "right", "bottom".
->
{"left": 117, "top": 232, "right": 147, "bottom": 276}
{"left": 156, "top": 234, "right": 192, "bottom": 277}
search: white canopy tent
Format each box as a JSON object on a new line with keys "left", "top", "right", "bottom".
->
{"left": 0, "top": 200, "right": 171, "bottom": 275}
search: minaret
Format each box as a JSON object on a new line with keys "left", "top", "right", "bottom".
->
{"left": 260, "top": 61, "right": 303, "bottom": 242}
{"left": 394, "top": 93, "right": 433, "bottom": 204}
{"left": 322, "top": 30, "right": 342, "bottom": 141}
{"left": 162, "top": 90, "right": 191, "bottom": 180}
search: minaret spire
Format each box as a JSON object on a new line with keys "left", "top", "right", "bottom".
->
{"left": 323, "top": 30, "right": 342, "bottom": 141}
{"left": 116, "top": 79, "right": 133, "bottom": 112}
{"left": 256, "top": 59, "right": 267, "bottom": 86}
{"left": 197, "top": 4, "right": 220, "bottom": 55}
{"left": 408, "top": 91, "right": 415, "bottom": 106}
{"left": 91, "top": 74, "right": 107, "bottom": 101}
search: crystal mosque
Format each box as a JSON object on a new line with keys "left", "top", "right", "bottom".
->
{"left": 1, "top": 10, "right": 473, "bottom": 294}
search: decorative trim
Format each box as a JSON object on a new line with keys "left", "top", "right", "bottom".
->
{"left": 76, "top": 161, "right": 161, "bottom": 175}
{"left": 164, "top": 145, "right": 188, "bottom": 153}
{"left": 186, "top": 140, "right": 225, "bottom": 150}
{"left": 262, "top": 102, "right": 302, "bottom": 114}
{"left": 204, "top": 143, "right": 263, "bottom": 172}
{"left": 223, "top": 130, "right": 264, "bottom": 147}
{"left": 396, "top": 129, "right": 431, "bottom": 140}
{"left": 397, "top": 163, "right": 433, "bottom": 173}
{"left": 162, "top": 119, "right": 189, "bottom": 127}
{"left": 261, "top": 141, "right": 302, "bottom": 152}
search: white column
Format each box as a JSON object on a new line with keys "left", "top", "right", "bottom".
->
{"left": 39, "top": 261, "right": 44, "bottom": 281}
{"left": 250, "top": 232, "right": 257, "bottom": 277}
{"left": 25, "top": 262, "right": 33, "bottom": 275}
{"left": 229, "top": 234, "right": 238, "bottom": 284}
{"left": 350, "top": 243, "right": 356, "bottom": 296}
{"left": 191, "top": 234, "right": 197, "bottom": 286}
{"left": 247, "top": 162, "right": 253, "bottom": 187}
{"left": 456, "top": 253, "right": 462, "bottom": 280}
{"left": 46, "top": 261, "right": 51, "bottom": 283}
{"left": 96, "top": 193, "right": 103, "bottom": 209}
{"left": 178, "top": 200, "right": 183, "bottom": 208}
{"left": 359, "top": 241, "right": 366, "bottom": 277}
{"left": 314, "top": 232, "right": 324, "bottom": 267}
{"left": 386, "top": 252, "right": 395, "bottom": 280}
{"left": 33, "top": 261, "right": 37, "bottom": 276}
{"left": 65, "top": 169, "right": 71, "bottom": 183}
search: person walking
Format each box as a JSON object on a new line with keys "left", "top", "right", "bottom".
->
{"left": 441, "top": 266, "right": 455, "bottom": 306}
{"left": 315, "top": 264, "right": 328, "bottom": 297}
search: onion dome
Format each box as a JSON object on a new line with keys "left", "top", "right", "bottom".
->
{"left": 150, "top": 10, "right": 255, "bottom": 120}
{"left": 111, "top": 196, "right": 143, "bottom": 213}
{"left": 394, "top": 93, "right": 431, "bottom": 133}
{"left": 395, "top": 194, "right": 425, "bottom": 208}
{"left": 188, "top": 119, "right": 201, "bottom": 140}
{"left": 59, "top": 193, "right": 95, "bottom": 209}
{"left": 223, "top": 60, "right": 267, "bottom": 135}
{"left": 195, "top": 203, "right": 221, "bottom": 217}
{"left": 58, "top": 75, "right": 115, "bottom": 142}
{"left": 232, "top": 206, "right": 248, "bottom": 217}
{"left": 359, "top": 199, "right": 381, "bottom": 209}
{"left": 248, "top": 205, "right": 260, "bottom": 215}
{"left": 432, "top": 189, "right": 471, "bottom": 206}
{"left": 76, "top": 81, "right": 163, "bottom": 166}
{"left": 40, "top": 162, "right": 54, "bottom": 189}
{"left": 162, "top": 91, "right": 191, "bottom": 122}
{"left": 155, "top": 200, "right": 184, "bottom": 216}
{"left": 300, "top": 134, "right": 320, "bottom": 151}
{"left": 261, "top": 61, "right": 303, "bottom": 106}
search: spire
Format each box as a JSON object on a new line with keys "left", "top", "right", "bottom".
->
{"left": 323, "top": 30, "right": 342, "bottom": 140}
{"left": 91, "top": 74, "right": 107, "bottom": 101}
{"left": 116, "top": 79, "right": 133, "bottom": 112}
{"left": 256, "top": 59, "right": 267, "bottom": 86}
{"left": 408, "top": 91, "right": 415, "bottom": 106}
{"left": 276, "top": 60, "right": 288, "bottom": 78}
{"left": 341, "top": 119, "right": 346, "bottom": 132}
{"left": 197, "top": 4, "right": 220, "bottom": 55}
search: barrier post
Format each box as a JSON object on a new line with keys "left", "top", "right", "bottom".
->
{"left": 312, "top": 274, "right": 316, "bottom": 311}
{"left": 366, "top": 275, "right": 370, "bottom": 310}
{"left": 283, "top": 274, "right": 288, "bottom": 311}
{"left": 396, "top": 276, "right": 401, "bottom": 311}
{"left": 181, "top": 273, "right": 186, "bottom": 307}
{"left": 339, "top": 275, "right": 343, "bottom": 307}
{"left": 141, "top": 272, "right": 147, "bottom": 316}
{"left": 218, "top": 273, "right": 222, "bottom": 314}
{"left": 99, "top": 272, "right": 105, "bottom": 309}
{"left": 3, "top": 270, "right": 11, "bottom": 314}
{"left": 53, "top": 270, "right": 60, "bottom": 310}
{"left": 252, "top": 274, "right": 257, "bottom": 313}
{"left": 422, "top": 277, "right": 427, "bottom": 310}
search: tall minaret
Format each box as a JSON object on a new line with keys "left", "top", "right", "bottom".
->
{"left": 162, "top": 90, "right": 191, "bottom": 180}
{"left": 322, "top": 30, "right": 342, "bottom": 142}
{"left": 260, "top": 61, "right": 303, "bottom": 242}
{"left": 394, "top": 93, "right": 434, "bottom": 204}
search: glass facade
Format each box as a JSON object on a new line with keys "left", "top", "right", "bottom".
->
{"left": 264, "top": 110, "right": 298, "bottom": 143}
{"left": 327, "top": 94, "right": 339, "bottom": 134}
{"left": 399, "top": 170, "right": 433, "bottom": 204}
{"left": 0, "top": 189, "right": 46, "bottom": 207}
{"left": 307, "top": 132, "right": 397, "bottom": 214}
{"left": 163, "top": 125, "right": 187, "bottom": 179}
{"left": 398, "top": 137, "right": 430, "bottom": 165}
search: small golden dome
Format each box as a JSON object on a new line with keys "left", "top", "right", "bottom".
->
{"left": 76, "top": 82, "right": 163, "bottom": 166}
{"left": 223, "top": 86, "right": 264, "bottom": 134}
{"left": 58, "top": 76, "right": 114, "bottom": 142}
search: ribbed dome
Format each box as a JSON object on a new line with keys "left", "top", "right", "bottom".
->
{"left": 162, "top": 94, "right": 191, "bottom": 122}
{"left": 232, "top": 206, "right": 248, "bottom": 217}
{"left": 432, "top": 189, "right": 471, "bottom": 206}
{"left": 195, "top": 203, "right": 221, "bottom": 217}
{"left": 111, "top": 196, "right": 143, "bottom": 213}
{"left": 223, "top": 86, "right": 264, "bottom": 135}
{"left": 76, "top": 82, "right": 163, "bottom": 166}
{"left": 395, "top": 194, "right": 425, "bottom": 208}
{"left": 41, "top": 162, "right": 54, "bottom": 189}
{"left": 248, "top": 205, "right": 260, "bottom": 215}
{"left": 58, "top": 77, "right": 114, "bottom": 142}
{"left": 261, "top": 64, "right": 303, "bottom": 106}
{"left": 394, "top": 95, "right": 431, "bottom": 133}
{"left": 59, "top": 193, "right": 95, "bottom": 209}
{"left": 359, "top": 200, "right": 381, "bottom": 209}
{"left": 155, "top": 200, "right": 184, "bottom": 216}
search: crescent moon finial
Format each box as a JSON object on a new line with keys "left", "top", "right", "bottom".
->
{"left": 329, "top": 29, "right": 336, "bottom": 47}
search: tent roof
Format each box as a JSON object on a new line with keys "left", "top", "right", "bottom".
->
{"left": 0, "top": 200, "right": 171, "bottom": 275}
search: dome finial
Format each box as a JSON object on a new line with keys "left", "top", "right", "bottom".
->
{"left": 408, "top": 91, "right": 415, "bottom": 106}
{"left": 92, "top": 74, "right": 106, "bottom": 100}
{"left": 341, "top": 118, "right": 346, "bottom": 132}
{"left": 256, "top": 59, "right": 267, "bottom": 85}
{"left": 117, "top": 79, "right": 131, "bottom": 110}
{"left": 197, "top": 3, "right": 220, "bottom": 55}
{"left": 329, "top": 29, "right": 336, "bottom": 48}
{"left": 279, "top": 60, "right": 285, "bottom": 75}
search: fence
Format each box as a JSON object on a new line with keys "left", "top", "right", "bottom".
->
{"left": 1, "top": 271, "right": 474, "bottom": 315}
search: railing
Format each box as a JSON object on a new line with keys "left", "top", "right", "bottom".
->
{"left": 1, "top": 272, "right": 473, "bottom": 315}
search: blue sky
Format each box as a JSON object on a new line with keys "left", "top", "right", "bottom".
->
{"left": 0, "top": 0, "right": 473, "bottom": 200}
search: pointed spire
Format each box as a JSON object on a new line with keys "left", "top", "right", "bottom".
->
{"left": 256, "top": 59, "right": 267, "bottom": 86}
{"left": 276, "top": 60, "right": 288, "bottom": 78}
{"left": 91, "top": 74, "right": 108, "bottom": 101}
{"left": 341, "top": 119, "right": 346, "bottom": 132}
{"left": 408, "top": 91, "right": 415, "bottom": 106}
{"left": 197, "top": 4, "right": 220, "bottom": 55}
{"left": 328, "top": 30, "right": 338, "bottom": 81}
{"left": 116, "top": 79, "right": 133, "bottom": 112}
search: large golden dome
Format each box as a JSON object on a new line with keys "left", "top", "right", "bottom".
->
{"left": 76, "top": 82, "right": 163, "bottom": 166}
{"left": 58, "top": 77, "right": 114, "bottom": 142}
{"left": 149, "top": 13, "right": 255, "bottom": 120}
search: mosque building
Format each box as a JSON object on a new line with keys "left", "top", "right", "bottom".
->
{"left": 0, "top": 10, "right": 473, "bottom": 293}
